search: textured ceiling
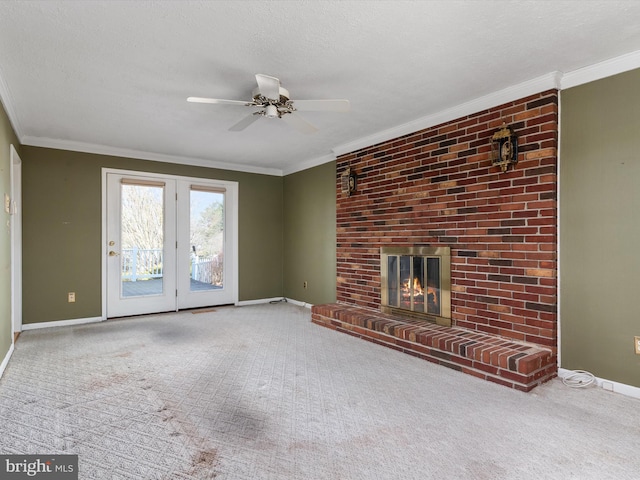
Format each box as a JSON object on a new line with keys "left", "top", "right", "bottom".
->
{"left": 1, "top": 1, "right": 640, "bottom": 175}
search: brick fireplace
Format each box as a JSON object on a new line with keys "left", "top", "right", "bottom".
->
{"left": 312, "top": 89, "right": 558, "bottom": 391}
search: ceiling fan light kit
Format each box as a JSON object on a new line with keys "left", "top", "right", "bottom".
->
{"left": 188, "top": 74, "right": 349, "bottom": 134}
{"left": 264, "top": 104, "right": 279, "bottom": 118}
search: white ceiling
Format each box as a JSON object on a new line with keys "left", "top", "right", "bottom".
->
{"left": 1, "top": 1, "right": 640, "bottom": 176}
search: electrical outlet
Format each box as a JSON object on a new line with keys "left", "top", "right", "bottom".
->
{"left": 303, "top": 281, "right": 308, "bottom": 289}
{"left": 68, "top": 292, "right": 76, "bottom": 303}
{"left": 635, "top": 336, "right": 640, "bottom": 355}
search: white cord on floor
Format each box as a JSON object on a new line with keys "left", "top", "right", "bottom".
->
{"left": 562, "top": 370, "right": 596, "bottom": 388}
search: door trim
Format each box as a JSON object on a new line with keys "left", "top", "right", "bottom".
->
{"left": 10, "top": 145, "right": 22, "bottom": 336}
{"left": 101, "top": 168, "right": 239, "bottom": 318}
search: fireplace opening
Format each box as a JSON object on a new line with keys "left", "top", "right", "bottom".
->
{"left": 380, "top": 246, "right": 451, "bottom": 326}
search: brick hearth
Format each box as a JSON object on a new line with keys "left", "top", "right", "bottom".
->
{"left": 312, "top": 303, "right": 556, "bottom": 392}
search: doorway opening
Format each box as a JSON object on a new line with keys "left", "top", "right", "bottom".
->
{"left": 103, "top": 169, "right": 238, "bottom": 318}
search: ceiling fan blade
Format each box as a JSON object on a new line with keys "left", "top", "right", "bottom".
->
{"left": 292, "top": 99, "right": 350, "bottom": 112}
{"left": 255, "top": 74, "right": 281, "bottom": 101}
{"left": 187, "top": 97, "right": 253, "bottom": 106}
{"left": 280, "top": 112, "right": 318, "bottom": 134}
{"left": 229, "top": 113, "right": 261, "bottom": 132}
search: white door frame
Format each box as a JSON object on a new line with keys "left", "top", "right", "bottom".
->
{"left": 105, "top": 172, "right": 178, "bottom": 317}
{"left": 10, "top": 145, "right": 22, "bottom": 336}
{"left": 102, "top": 168, "right": 239, "bottom": 318}
{"left": 175, "top": 179, "right": 238, "bottom": 309}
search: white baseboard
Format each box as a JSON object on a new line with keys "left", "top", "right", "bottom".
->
{"left": 0, "top": 343, "right": 15, "bottom": 379}
{"left": 236, "top": 297, "right": 287, "bottom": 306}
{"left": 558, "top": 368, "right": 640, "bottom": 400}
{"left": 285, "top": 298, "right": 313, "bottom": 309}
{"left": 236, "top": 297, "right": 313, "bottom": 309}
{"left": 21, "top": 316, "right": 104, "bottom": 331}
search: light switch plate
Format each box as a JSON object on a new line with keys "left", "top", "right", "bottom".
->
{"left": 635, "top": 336, "right": 640, "bottom": 355}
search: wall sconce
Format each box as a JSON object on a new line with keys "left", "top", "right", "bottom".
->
{"left": 491, "top": 123, "right": 518, "bottom": 173}
{"left": 341, "top": 167, "right": 357, "bottom": 197}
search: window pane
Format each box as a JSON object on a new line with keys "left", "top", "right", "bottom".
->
{"left": 120, "top": 184, "right": 164, "bottom": 297}
{"left": 190, "top": 189, "right": 224, "bottom": 291}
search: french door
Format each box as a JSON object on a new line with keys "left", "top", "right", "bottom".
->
{"left": 105, "top": 170, "right": 238, "bottom": 318}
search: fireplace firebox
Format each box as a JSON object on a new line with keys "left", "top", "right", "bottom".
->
{"left": 380, "top": 246, "right": 451, "bottom": 327}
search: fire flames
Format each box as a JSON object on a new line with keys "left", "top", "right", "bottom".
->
{"left": 402, "top": 277, "right": 438, "bottom": 309}
{"left": 403, "top": 277, "right": 423, "bottom": 296}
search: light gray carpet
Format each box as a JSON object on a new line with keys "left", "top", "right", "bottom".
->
{"left": 0, "top": 303, "right": 638, "bottom": 479}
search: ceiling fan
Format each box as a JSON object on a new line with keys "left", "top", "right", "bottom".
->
{"left": 187, "top": 74, "right": 350, "bottom": 134}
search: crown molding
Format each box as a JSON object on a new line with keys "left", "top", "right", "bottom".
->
{"left": 5, "top": 48, "right": 640, "bottom": 174}
{"left": 21, "top": 136, "right": 284, "bottom": 176}
{"left": 560, "top": 49, "right": 640, "bottom": 89}
{"left": 0, "top": 65, "right": 25, "bottom": 140}
{"left": 282, "top": 153, "right": 336, "bottom": 176}
{"left": 332, "top": 49, "right": 640, "bottom": 158}
{"left": 332, "top": 72, "right": 562, "bottom": 157}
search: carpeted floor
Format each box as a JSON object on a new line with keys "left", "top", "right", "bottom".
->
{"left": 0, "top": 303, "right": 638, "bottom": 479}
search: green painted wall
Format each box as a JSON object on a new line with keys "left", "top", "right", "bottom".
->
{"left": 560, "top": 68, "right": 640, "bottom": 387}
{"left": 21, "top": 146, "right": 283, "bottom": 324}
{"left": 283, "top": 161, "right": 336, "bottom": 304}
{"left": 0, "top": 100, "right": 20, "bottom": 362}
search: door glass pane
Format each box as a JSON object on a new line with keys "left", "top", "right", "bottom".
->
{"left": 412, "top": 257, "right": 425, "bottom": 313}
{"left": 387, "top": 256, "right": 398, "bottom": 307}
{"left": 190, "top": 189, "right": 224, "bottom": 291}
{"left": 426, "top": 257, "right": 440, "bottom": 315}
{"left": 120, "top": 184, "right": 164, "bottom": 297}
{"left": 399, "top": 255, "right": 411, "bottom": 311}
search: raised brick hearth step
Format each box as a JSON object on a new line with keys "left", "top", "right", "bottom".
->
{"left": 312, "top": 303, "right": 557, "bottom": 392}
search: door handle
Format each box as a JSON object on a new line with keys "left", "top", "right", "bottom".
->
{"left": 109, "top": 251, "right": 120, "bottom": 257}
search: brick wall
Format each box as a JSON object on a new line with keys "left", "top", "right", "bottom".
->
{"left": 336, "top": 90, "right": 558, "bottom": 351}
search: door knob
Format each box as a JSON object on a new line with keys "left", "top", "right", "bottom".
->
{"left": 109, "top": 251, "right": 120, "bottom": 257}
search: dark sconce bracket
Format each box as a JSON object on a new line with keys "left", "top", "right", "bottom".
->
{"left": 491, "top": 123, "right": 518, "bottom": 173}
{"left": 341, "top": 167, "right": 357, "bottom": 197}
